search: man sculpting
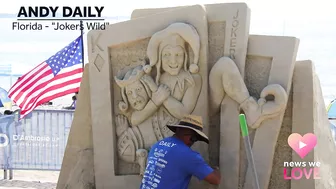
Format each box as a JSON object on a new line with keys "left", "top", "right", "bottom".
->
{"left": 140, "top": 114, "right": 221, "bottom": 189}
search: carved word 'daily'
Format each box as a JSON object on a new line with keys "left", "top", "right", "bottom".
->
{"left": 229, "top": 10, "right": 239, "bottom": 60}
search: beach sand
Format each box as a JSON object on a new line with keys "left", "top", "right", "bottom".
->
{"left": 0, "top": 170, "right": 58, "bottom": 189}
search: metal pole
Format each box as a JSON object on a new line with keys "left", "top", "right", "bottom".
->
{"left": 239, "top": 114, "right": 260, "bottom": 189}
{"left": 80, "top": 20, "right": 84, "bottom": 70}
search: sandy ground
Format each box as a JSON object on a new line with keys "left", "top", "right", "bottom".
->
{"left": 0, "top": 170, "right": 59, "bottom": 189}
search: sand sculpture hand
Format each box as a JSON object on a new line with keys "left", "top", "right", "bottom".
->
{"left": 115, "top": 114, "right": 129, "bottom": 136}
{"left": 240, "top": 84, "right": 288, "bottom": 129}
{"left": 152, "top": 84, "right": 171, "bottom": 106}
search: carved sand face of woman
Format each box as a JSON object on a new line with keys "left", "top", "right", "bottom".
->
{"left": 161, "top": 45, "right": 185, "bottom": 76}
{"left": 125, "top": 80, "right": 149, "bottom": 111}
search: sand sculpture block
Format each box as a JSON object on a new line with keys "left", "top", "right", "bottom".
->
{"left": 57, "top": 64, "right": 95, "bottom": 189}
{"left": 243, "top": 35, "right": 299, "bottom": 189}
{"left": 87, "top": 5, "right": 210, "bottom": 188}
{"left": 132, "top": 4, "right": 251, "bottom": 188}
{"left": 291, "top": 60, "right": 336, "bottom": 189}
{"left": 131, "top": 3, "right": 250, "bottom": 74}
{"left": 57, "top": 3, "right": 336, "bottom": 189}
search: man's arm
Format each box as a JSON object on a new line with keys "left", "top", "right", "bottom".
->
{"left": 183, "top": 152, "right": 221, "bottom": 185}
{"left": 203, "top": 166, "right": 221, "bottom": 185}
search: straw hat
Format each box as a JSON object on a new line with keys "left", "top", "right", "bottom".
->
{"left": 167, "top": 114, "right": 209, "bottom": 143}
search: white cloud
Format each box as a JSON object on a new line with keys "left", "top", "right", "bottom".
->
{"left": 0, "top": 61, "right": 35, "bottom": 75}
{"left": 12, "top": 63, "right": 35, "bottom": 75}
{"left": 0, "top": 42, "right": 75, "bottom": 53}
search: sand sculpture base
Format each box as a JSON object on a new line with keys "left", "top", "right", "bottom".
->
{"left": 56, "top": 3, "right": 336, "bottom": 189}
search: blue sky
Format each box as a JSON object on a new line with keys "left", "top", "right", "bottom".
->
{"left": 1, "top": 0, "right": 336, "bottom": 104}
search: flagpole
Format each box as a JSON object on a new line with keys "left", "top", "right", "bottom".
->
{"left": 80, "top": 20, "right": 85, "bottom": 70}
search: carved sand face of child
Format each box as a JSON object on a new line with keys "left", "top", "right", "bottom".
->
{"left": 125, "top": 80, "right": 149, "bottom": 111}
{"left": 161, "top": 45, "right": 185, "bottom": 76}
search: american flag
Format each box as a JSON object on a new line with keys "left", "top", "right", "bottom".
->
{"left": 8, "top": 36, "right": 84, "bottom": 118}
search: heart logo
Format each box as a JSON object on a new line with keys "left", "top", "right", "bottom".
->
{"left": 287, "top": 133, "right": 317, "bottom": 159}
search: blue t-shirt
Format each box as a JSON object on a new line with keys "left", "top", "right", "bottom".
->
{"left": 140, "top": 136, "right": 213, "bottom": 189}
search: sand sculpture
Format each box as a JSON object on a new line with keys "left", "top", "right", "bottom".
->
{"left": 56, "top": 3, "right": 336, "bottom": 189}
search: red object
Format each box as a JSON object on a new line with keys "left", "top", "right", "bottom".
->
{"left": 8, "top": 36, "right": 83, "bottom": 119}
